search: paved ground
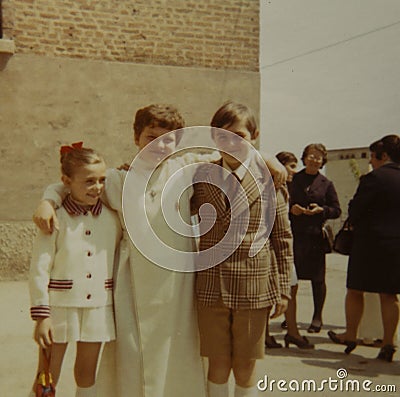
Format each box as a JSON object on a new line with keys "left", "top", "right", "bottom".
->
{"left": 1, "top": 253, "right": 398, "bottom": 396}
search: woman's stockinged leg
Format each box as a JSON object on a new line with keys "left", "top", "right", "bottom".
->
{"left": 286, "top": 285, "right": 301, "bottom": 337}
{"left": 379, "top": 293, "right": 399, "bottom": 346}
{"left": 345, "top": 289, "right": 364, "bottom": 341}
{"left": 329, "top": 289, "right": 363, "bottom": 343}
{"left": 311, "top": 280, "right": 326, "bottom": 324}
{"left": 74, "top": 342, "right": 102, "bottom": 387}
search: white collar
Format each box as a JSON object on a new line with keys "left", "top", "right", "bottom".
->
{"left": 222, "top": 154, "right": 252, "bottom": 182}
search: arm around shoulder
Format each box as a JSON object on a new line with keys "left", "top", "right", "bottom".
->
{"left": 103, "top": 168, "right": 126, "bottom": 211}
{"left": 33, "top": 182, "right": 68, "bottom": 234}
{"left": 33, "top": 200, "right": 59, "bottom": 234}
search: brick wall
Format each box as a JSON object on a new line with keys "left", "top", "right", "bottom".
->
{"left": 2, "top": 0, "right": 259, "bottom": 71}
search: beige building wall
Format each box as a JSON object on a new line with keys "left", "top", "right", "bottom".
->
{"left": 0, "top": 1, "right": 260, "bottom": 279}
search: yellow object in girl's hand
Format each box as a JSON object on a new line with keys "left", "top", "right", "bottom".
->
{"left": 36, "top": 371, "right": 55, "bottom": 396}
{"left": 36, "top": 349, "right": 56, "bottom": 397}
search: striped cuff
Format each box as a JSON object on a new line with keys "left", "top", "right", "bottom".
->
{"left": 30, "top": 306, "right": 50, "bottom": 320}
{"left": 105, "top": 278, "right": 114, "bottom": 290}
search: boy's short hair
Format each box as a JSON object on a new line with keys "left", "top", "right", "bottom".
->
{"left": 276, "top": 151, "right": 298, "bottom": 166}
{"left": 133, "top": 104, "right": 185, "bottom": 143}
{"left": 301, "top": 143, "right": 328, "bottom": 167}
{"left": 210, "top": 101, "right": 258, "bottom": 139}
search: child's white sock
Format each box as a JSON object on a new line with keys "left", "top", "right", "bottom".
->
{"left": 75, "top": 384, "right": 97, "bottom": 397}
{"left": 234, "top": 384, "right": 258, "bottom": 397}
{"left": 208, "top": 380, "right": 229, "bottom": 397}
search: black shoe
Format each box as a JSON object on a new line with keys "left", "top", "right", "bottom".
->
{"left": 307, "top": 323, "right": 322, "bottom": 333}
{"left": 281, "top": 320, "right": 288, "bottom": 329}
{"left": 265, "top": 336, "right": 282, "bottom": 348}
{"left": 327, "top": 330, "right": 357, "bottom": 354}
{"left": 284, "top": 334, "right": 314, "bottom": 349}
{"left": 377, "top": 344, "right": 396, "bottom": 362}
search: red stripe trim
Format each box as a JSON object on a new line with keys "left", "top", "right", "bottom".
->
{"left": 31, "top": 306, "right": 51, "bottom": 320}
{"left": 48, "top": 279, "right": 73, "bottom": 290}
{"left": 105, "top": 279, "right": 114, "bottom": 289}
{"left": 62, "top": 195, "right": 102, "bottom": 216}
{"left": 48, "top": 280, "right": 73, "bottom": 285}
{"left": 63, "top": 195, "right": 82, "bottom": 215}
{"left": 49, "top": 279, "right": 73, "bottom": 283}
{"left": 48, "top": 286, "right": 73, "bottom": 290}
{"left": 92, "top": 199, "right": 103, "bottom": 216}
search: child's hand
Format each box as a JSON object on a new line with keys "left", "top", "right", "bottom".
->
{"left": 34, "top": 318, "right": 54, "bottom": 348}
{"left": 269, "top": 297, "right": 289, "bottom": 319}
{"left": 33, "top": 200, "right": 59, "bottom": 234}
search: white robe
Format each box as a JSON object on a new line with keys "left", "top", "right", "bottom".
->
{"left": 96, "top": 156, "right": 207, "bottom": 397}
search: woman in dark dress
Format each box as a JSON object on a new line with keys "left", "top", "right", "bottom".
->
{"left": 289, "top": 143, "right": 341, "bottom": 333}
{"left": 328, "top": 135, "right": 400, "bottom": 362}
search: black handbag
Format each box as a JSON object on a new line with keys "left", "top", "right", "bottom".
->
{"left": 333, "top": 218, "right": 353, "bottom": 255}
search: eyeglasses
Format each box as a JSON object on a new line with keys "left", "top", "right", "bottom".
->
{"left": 306, "top": 155, "right": 323, "bottom": 162}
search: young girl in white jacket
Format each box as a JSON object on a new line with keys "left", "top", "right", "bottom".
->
{"left": 29, "top": 143, "right": 121, "bottom": 397}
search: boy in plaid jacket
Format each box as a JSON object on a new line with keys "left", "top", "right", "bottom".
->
{"left": 191, "top": 102, "right": 291, "bottom": 397}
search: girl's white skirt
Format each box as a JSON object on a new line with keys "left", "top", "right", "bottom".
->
{"left": 51, "top": 305, "right": 115, "bottom": 343}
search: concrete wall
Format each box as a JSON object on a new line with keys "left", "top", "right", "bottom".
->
{"left": 0, "top": 53, "right": 259, "bottom": 279}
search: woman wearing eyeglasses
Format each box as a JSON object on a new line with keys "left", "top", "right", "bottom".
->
{"left": 288, "top": 143, "right": 341, "bottom": 334}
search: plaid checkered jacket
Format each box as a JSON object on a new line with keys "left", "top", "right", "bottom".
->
{"left": 191, "top": 157, "right": 292, "bottom": 310}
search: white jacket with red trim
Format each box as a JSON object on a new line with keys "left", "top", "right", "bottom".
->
{"left": 29, "top": 203, "right": 121, "bottom": 319}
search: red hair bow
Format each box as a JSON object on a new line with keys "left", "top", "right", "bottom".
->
{"left": 60, "top": 141, "right": 84, "bottom": 155}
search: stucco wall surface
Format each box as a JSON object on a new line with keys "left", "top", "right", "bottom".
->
{"left": 0, "top": 222, "right": 36, "bottom": 280}
{"left": 0, "top": 53, "right": 259, "bottom": 279}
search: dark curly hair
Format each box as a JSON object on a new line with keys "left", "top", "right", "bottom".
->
{"left": 133, "top": 104, "right": 185, "bottom": 144}
{"left": 301, "top": 143, "right": 328, "bottom": 167}
{"left": 276, "top": 151, "right": 298, "bottom": 166}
